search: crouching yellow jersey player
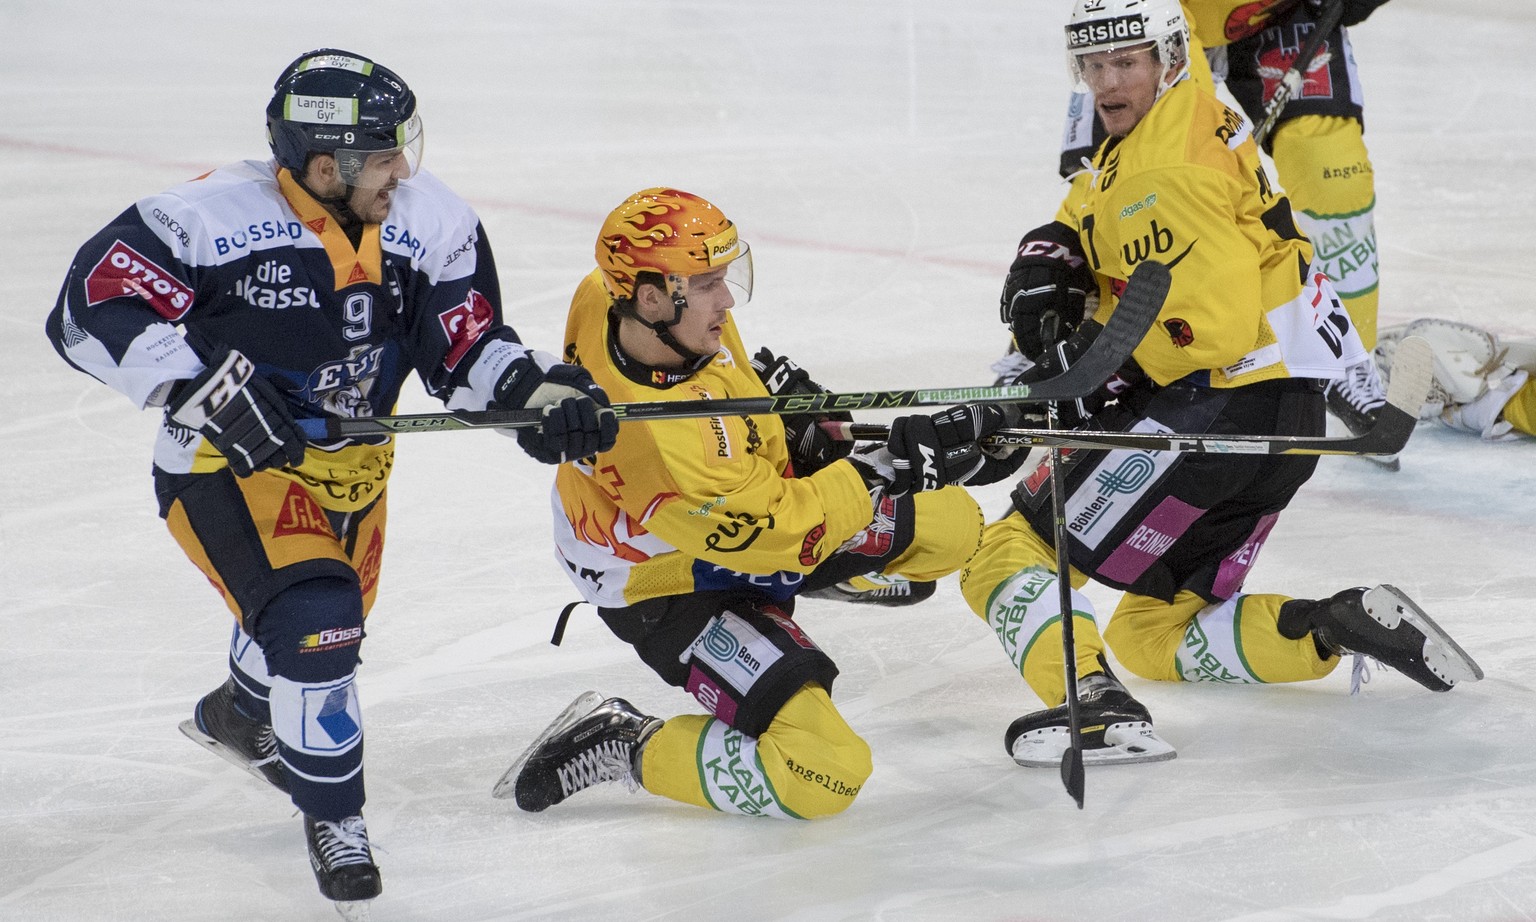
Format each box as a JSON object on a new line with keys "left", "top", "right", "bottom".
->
{"left": 493, "top": 188, "right": 983, "bottom": 819}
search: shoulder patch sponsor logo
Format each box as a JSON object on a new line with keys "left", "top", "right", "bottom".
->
{"left": 1223, "top": 1, "right": 1280, "bottom": 42}
{"left": 1164, "top": 317, "right": 1195, "bottom": 347}
{"left": 437, "top": 289, "right": 494, "bottom": 371}
{"left": 798, "top": 521, "right": 827, "bottom": 566}
{"left": 1119, "top": 193, "right": 1157, "bottom": 220}
{"left": 84, "top": 240, "right": 194, "bottom": 320}
{"left": 700, "top": 416, "right": 734, "bottom": 462}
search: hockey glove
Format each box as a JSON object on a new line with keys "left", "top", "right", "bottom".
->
{"left": 493, "top": 352, "right": 619, "bottom": 464}
{"left": 920, "top": 403, "right": 1029, "bottom": 487}
{"left": 999, "top": 221, "right": 1094, "bottom": 358}
{"left": 750, "top": 346, "right": 854, "bottom": 475}
{"left": 169, "top": 349, "right": 307, "bottom": 477}
{"left": 1003, "top": 319, "right": 1147, "bottom": 430}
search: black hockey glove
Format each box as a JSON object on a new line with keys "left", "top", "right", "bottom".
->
{"left": 918, "top": 403, "right": 1030, "bottom": 487}
{"left": 493, "top": 353, "right": 619, "bottom": 464}
{"left": 169, "top": 349, "right": 307, "bottom": 477}
{"left": 1002, "top": 319, "right": 1147, "bottom": 430}
{"left": 875, "top": 413, "right": 988, "bottom": 497}
{"left": 999, "top": 221, "right": 1094, "bottom": 358}
{"left": 750, "top": 346, "right": 854, "bottom": 476}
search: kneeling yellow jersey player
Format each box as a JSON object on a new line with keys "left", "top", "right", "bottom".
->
{"left": 493, "top": 188, "right": 982, "bottom": 819}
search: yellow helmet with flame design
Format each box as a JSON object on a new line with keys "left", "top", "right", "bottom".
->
{"left": 595, "top": 188, "right": 752, "bottom": 303}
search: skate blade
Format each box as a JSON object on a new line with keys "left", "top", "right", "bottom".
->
{"left": 491, "top": 690, "right": 606, "bottom": 799}
{"left": 178, "top": 718, "right": 284, "bottom": 791}
{"left": 1010, "top": 722, "right": 1177, "bottom": 768}
{"left": 1366, "top": 585, "right": 1485, "bottom": 686}
{"left": 333, "top": 899, "right": 373, "bottom": 921}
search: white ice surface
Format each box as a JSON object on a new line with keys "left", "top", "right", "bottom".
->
{"left": 3, "top": 2, "right": 1536, "bottom": 920}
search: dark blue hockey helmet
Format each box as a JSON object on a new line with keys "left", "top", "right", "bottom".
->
{"left": 266, "top": 49, "right": 423, "bottom": 185}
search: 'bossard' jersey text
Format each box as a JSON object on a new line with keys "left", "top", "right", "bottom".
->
{"left": 47, "top": 159, "right": 534, "bottom": 511}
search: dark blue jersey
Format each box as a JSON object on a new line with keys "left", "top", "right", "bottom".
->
{"left": 48, "top": 159, "right": 540, "bottom": 508}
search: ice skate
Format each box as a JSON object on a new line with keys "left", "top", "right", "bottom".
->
{"left": 1005, "top": 671, "right": 1176, "bottom": 767}
{"left": 1326, "top": 357, "right": 1397, "bottom": 470}
{"left": 305, "top": 813, "right": 381, "bottom": 920}
{"left": 493, "top": 692, "right": 662, "bottom": 811}
{"left": 178, "top": 678, "right": 288, "bottom": 793}
{"left": 1280, "top": 584, "right": 1484, "bottom": 692}
{"left": 803, "top": 572, "right": 937, "bottom": 607}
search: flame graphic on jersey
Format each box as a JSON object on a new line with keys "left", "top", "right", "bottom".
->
{"left": 570, "top": 503, "right": 654, "bottom": 564}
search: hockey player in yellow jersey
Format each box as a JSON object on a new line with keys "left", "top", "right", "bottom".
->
{"left": 926, "top": 0, "right": 1481, "bottom": 768}
{"left": 493, "top": 188, "right": 984, "bottom": 819}
{"left": 1026, "top": 0, "right": 1398, "bottom": 451}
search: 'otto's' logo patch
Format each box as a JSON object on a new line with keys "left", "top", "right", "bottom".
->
{"left": 438, "top": 289, "right": 494, "bottom": 371}
{"left": 84, "top": 240, "right": 194, "bottom": 320}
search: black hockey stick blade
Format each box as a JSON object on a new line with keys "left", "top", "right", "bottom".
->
{"left": 830, "top": 336, "right": 1433, "bottom": 457}
{"left": 1061, "top": 746, "right": 1086, "bottom": 809}
{"left": 293, "top": 261, "right": 1169, "bottom": 442}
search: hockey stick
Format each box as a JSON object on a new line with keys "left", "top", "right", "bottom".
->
{"left": 1048, "top": 411, "right": 1087, "bottom": 808}
{"left": 1253, "top": 0, "right": 1345, "bottom": 148}
{"left": 826, "top": 335, "right": 1432, "bottom": 458}
{"left": 294, "top": 260, "right": 1171, "bottom": 442}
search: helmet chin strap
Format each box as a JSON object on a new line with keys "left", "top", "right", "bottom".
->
{"left": 618, "top": 288, "right": 714, "bottom": 371}
{"left": 294, "top": 172, "right": 366, "bottom": 230}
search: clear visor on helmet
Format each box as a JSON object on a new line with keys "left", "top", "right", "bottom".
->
{"left": 667, "top": 243, "right": 754, "bottom": 308}
{"left": 334, "top": 111, "right": 424, "bottom": 189}
{"left": 1068, "top": 39, "right": 1159, "bottom": 91}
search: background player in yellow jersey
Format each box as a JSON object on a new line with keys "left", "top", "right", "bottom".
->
{"left": 1005, "top": 0, "right": 1397, "bottom": 451}
{"left": 933, "top": 0, "right": 1481, "bottom": 768}
{"left": 494, "top": 189, "right": 984, "bottom": 819}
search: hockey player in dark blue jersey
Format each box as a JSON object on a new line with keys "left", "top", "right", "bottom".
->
{"left": 45, "top": 48, "right": 617, "bottom": 918}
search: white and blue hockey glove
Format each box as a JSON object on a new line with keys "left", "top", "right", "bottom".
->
{"left": 169, "top": 349, "right": 307, "bottom": 477}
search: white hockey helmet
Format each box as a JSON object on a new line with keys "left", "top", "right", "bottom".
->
{"left": 1065, "top": 0, "right": 1189, "bottom": 94}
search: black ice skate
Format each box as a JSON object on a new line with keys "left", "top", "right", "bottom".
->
{"left": 1326, "top": 359, "right": 1398, "bottom": 470}
{"left": 492, "top": 691, "right": 662, "bottom": 812}
{"left": 1279, "top": 584, "right": 1484, "bottom": 692}
{"left": 178, "top": 678, "right": 289, "bottom": 793}
{"left": 803, "top": 573, "right": 937, "bottom": 607}
{"left": 305, "top": 813, "right": 382, "bottom": 919}
{"left": 1005, "top": 671, "right": 1176, "bottom": 768}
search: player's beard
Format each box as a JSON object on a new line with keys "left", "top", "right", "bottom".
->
{"left": 349, "top": 183, "right": 397, "bottom": 224}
